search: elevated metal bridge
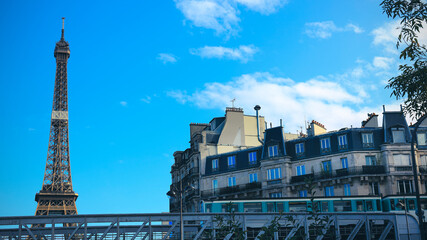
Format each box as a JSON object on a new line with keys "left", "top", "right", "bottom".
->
{"left": 0, "top": 212, "right": 421, "bottom": 240}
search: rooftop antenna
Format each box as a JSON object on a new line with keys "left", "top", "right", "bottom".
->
{"left": 61, "top": 17, "right": 65, "bottom": 40}
{"left": 231, "top": 98, "right": 236, "bottom": 108}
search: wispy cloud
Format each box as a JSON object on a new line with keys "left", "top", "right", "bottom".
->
{"left": 373, "top": 56, "right": 394, "bottom": 70}
{"left": 140, "top": 96, "right": 152, "bottom": 104}
{"left": 190, "top": 45, "right": 258, "bottom": 62}
{"left": 305, "top": 21, "right": 364, "bottom": 39}
{"left": 120, "top": 101, "right": 128, "bottom": 107}
{"left": 371, "top": 20, "right": 427, "bottom": 55}
{"left": 167, "top": 72, "right": 381, "bottom": 131}
{"left": 235, "top": 0, "right": 287, "bottom": 14}
{"left": 157, "top": 53, "right": 178, "bottom": 64}
{"left": 174, "top": 0, "right": 288, "bottom": 37}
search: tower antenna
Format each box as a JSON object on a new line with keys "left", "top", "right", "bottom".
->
{"left": 61, "top": 17, "right": 65, "bottom": 39}
{"left": 231, "top": 98, "right": 236, "bottom": 108}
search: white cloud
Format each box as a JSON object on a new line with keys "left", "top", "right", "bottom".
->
{"left": 371, "top": 21, "right": 401, "bottom": 54}
{"left": 190, "top": 45, "right": 258, "bottom": 62}
{"left": 120, "top": 101, "right": 128, "bottom": 107}
{"left": 305, "top": 21, "right": 363, "bottom": 39}
{"left": 305, "top": 21, "right": 338, "bottom": 39}
{"left": 157, "top": 53, "right": 178, "bottom": 64}
{"left": 235, "top": 0, "right": 287, "bottom": 14}
{"left": 175, "top": 0, "right": 240, "bottom": 36}
{"left": 346, "top": 23, "right": 364, "bottom": 33}
{"left": 372, "top": 20, "right": 427, "bottom": 54}
{"left": 174, "top": 0, "right": 288, "bottom": 36}
{"left": 167, "top": 72, "right": 379, "bottom": 131}
{"left": 373, "top": 56, "right": 394, "bottom": 70}
{"left": 140, "top": 96, "right": 152, "bottom": 104}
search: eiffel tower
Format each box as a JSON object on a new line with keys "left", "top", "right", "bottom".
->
{"left": 34, "top": 18, "right": 78, "bottom": 217}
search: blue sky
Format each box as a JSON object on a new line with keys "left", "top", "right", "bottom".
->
{"left": 0, "top": 0, "right": 424, "bottom": 216}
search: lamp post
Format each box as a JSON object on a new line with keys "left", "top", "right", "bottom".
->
{"left": 398, "top": 197, "right": 410, "bottom": 239}
{"left": 410, "top": 114, "right": 426, "bottom": 239}
{"left": 167, "top": 181, "right": 196, "bottom": 240}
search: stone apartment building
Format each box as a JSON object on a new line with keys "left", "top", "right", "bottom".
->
{"left": 169, "top": 106, "right": 427, "bottom": 213}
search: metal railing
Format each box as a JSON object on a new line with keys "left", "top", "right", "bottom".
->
{"left": 0, "top": 212, "right": 420, "bottom": 240}
{"left": 201, "top": 182, "right": 262, "bottom": 198}
{"left": 290, "top": 165, "right": 386, "bottom": 184}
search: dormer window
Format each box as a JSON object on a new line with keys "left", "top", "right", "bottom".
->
{"left": 320, "top": 138, "right": 331, "bottom": 153}
{"left": 268, "top": 145, "right": 278, "bottom": 157}
{"left": 338, "top": 135, "right": 348, "bottom": 150}
{"left": 212, "top": 159, "right": 218, "bottom": 171}
{"left": 295, "top": 143, "right": 305, "bottom": 157}
{"left": 228, "top": 156, "right": 236, "bottom": 169}
{"left": 362, "top": 133, "right": 374, "bottom": 148}
{"left": 391, "top": 127, "right": 405, "bottom": 143}
{"left": 248, "top": 151, "right": 257, "bottom": 165}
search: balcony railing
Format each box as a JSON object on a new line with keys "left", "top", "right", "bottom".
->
{"left": 362, "top": 142, "right": 374, "bottom": 148}
{"left": 290, "top": 166, "right": 386, "bottom": 184}
{"left": 267, "top": 179, "right": 282, "bottom": 185}
{"left": 201, "top": 182, "right": 262, "bottom": 198}
{"left": 419, "top": 165, "right": 427, "bottom": 173}
{"left": 338, "top": 144, "right": 348, "bottom": 150}
{"left": 320, "top": 148, "right": 331, "bottom": 154}
{"left": 394, "top": 166, "right": 413, "bottom": 171}
{"left": 290, "top": 173, "right": 314, "bottom": 183}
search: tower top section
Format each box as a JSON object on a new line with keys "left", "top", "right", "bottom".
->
{"left": 54, "top": 17, "right": 70, "bottom": 59}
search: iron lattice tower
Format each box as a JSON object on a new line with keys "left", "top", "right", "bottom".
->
{"left": 35, "top": 18, "right": 78, "bottom": 216}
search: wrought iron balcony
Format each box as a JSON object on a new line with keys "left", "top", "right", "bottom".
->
{"left": 290, "top": 166, "right": 387, "bottom": 184}
{"left": 362, "top": 142, "right": 374, "bottom": 148}
{"left": 338, "top": 144, "right": 348, "bottom": 150}
{"left": 201, "top": 182, "right": 262, "bottom": 198}
{"left": 419, "top": 165, "right": 427, "bottom": 174}
{"left": 290, "top": 173, "right": 314, "bottom": 183}
{"left": 394, "top": 166, "right": 413, "bottom": 171}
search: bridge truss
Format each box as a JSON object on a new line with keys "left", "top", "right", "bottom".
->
{"left": 0, "top": 212, "right": 420, "bottom": 240}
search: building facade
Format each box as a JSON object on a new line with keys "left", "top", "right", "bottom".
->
{"left": 169, "top": 106, "right": 427, "bottom": 214}
{"left": 169, "top": 107, "right": 266, "bottom": 212}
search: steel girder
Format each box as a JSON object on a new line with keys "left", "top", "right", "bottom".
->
{"left": 0, "top": 212, "right": 421, "bottom": 240}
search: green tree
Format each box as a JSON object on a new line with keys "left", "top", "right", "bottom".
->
{"left": 380, "top": 0, "right": 427, "bottom": 119}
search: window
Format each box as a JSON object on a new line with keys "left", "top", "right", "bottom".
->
{"left": 295, "top": 143, "right": 305, "bottom": 155}
{"left": 227, "top": 156, "right": 236, "bottom": 169}
{"left": 212, "top": 180, "right": 218, "bottom": 193}
{"left": 320, "top": 138, "right": 331, "bottom": 153}
{"left": 338, "top": 135, "right": 348, "bottom": 149}
{"left": 269, "top": 192, "right": 282, "bottom": 198}
{"left": 344, "top": 184, "right": 351, "bottom": 196}
{"left": 370, "top": 182, "right": 380, "bottom": 195}
{"left": 248, "top": 152, "right": 257, "bottom": 165}
{"left": 365, "top": 155, "right": 378, "bottom": 165}
{"left": 212, "top": 159, "right": 218, "bottom": 171}
{"left": 228, "top": 177, "right": 236, "bottom": 187}
{"left": 268, "top": 145, "right": 278, "bottom": 157}
{"left": 392, "top": 128, "right": 405, "bottom": 143}
{"left": 322, "top": 160, "right": 332, "bottom": 174}
{"left": 296, "top": 165, "right": 306, "bottom": 176}
{"left": 418, "top": 132, "right": 427, "bottom": 146}
{"left": 398, "top": 180, "right": 413, "bottom": 194}
{"left": 421, "top": 155, "right": 427, "bottom": 166}
{"left": 393, "top": 154, "right": 411, "bottom": 166}
{"left": 267, "top": 168, "right": 282, "bottom": 180}
{"left": 324, "top": 186, "right": 334, "bottom": 196}
{"left": 299, "top": 190, "right": 308, "bottom": 197}
{"left": 362, "top": 133, "right": 374, "bottom": 148}
{"left": 341, "top": 157, "right": 348, "bottom": 169}
{"left": 249, "top": 173, "right": 258, "bottom": 183}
